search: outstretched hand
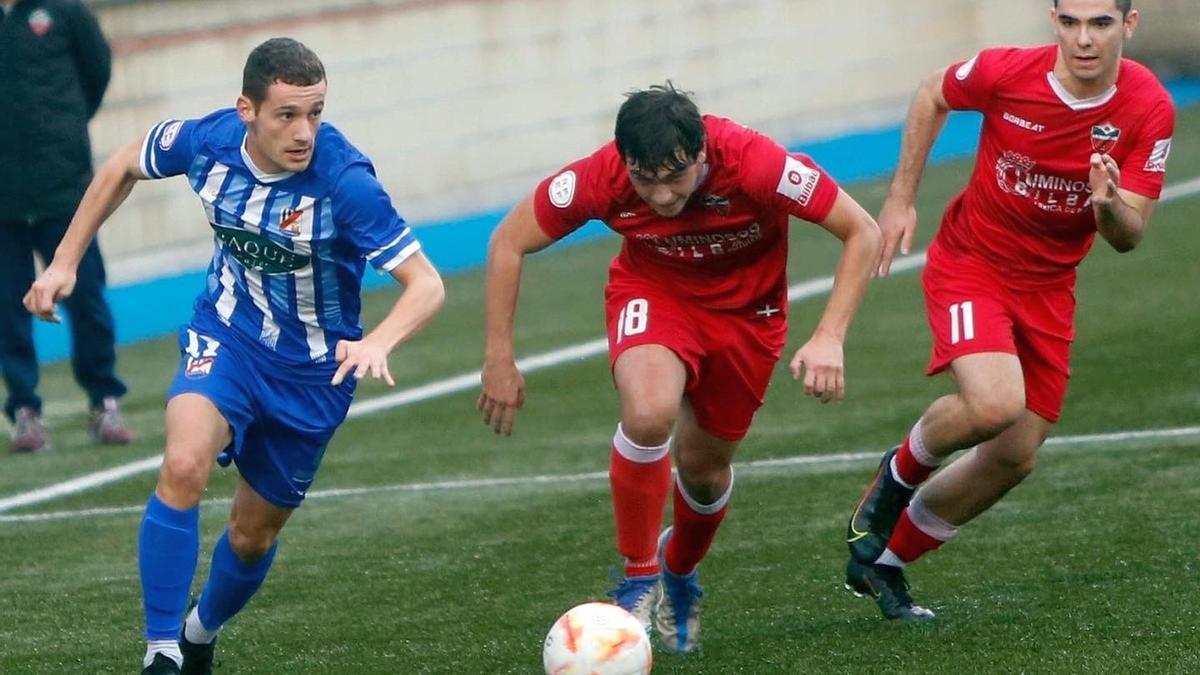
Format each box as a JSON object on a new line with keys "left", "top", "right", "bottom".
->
{"left": 23, "top": 265, "right": 77, "bottom": 323}
{"left": 331, "top": 338, "right": 394, "bottom": 386}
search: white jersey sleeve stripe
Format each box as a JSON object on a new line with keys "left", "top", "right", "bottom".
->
{"left": 377, "top": 240, "right": 421, "bottom": 273}
{"left": 139, "top": 120, "right": 168, "bottom": 179}
{"left": 147, "top": 119, "right": 178, "bottom": 179}
{"left": 366, "top": 228, "right": 413, "bottom": 261}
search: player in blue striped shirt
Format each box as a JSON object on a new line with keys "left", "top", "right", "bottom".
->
{"left": 25, "top": 38, "right": 445, "bottom": 674}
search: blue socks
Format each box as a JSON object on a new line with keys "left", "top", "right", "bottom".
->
{"left": 139, "top": 494, "right": 200, "bottom": 640}
{"left": 196, "top": 530, "right": 278, "bottom": 634}
{"left": 139, "top": 495, "right": 279, "bottom": 643}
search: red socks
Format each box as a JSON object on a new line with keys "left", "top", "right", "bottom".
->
{"left": 884, "top": 509, "right": 946, "bottom": 563}
{"left": 879, "top": 496, "right": 959, "bottom": 566}
{"left": 609, "top": 424, "right": 734, "bottom": 578}
{"left": 609, "top": 436, "right": 672, "bottom": 578}
{"left": 891, "top": 419, "right": 942, "bottom": 487}
{"left": 665, "top": 476, "right": 731, "bottom": 576}
{"left": 893, "top": 438, "right": 936, "bottom": 486}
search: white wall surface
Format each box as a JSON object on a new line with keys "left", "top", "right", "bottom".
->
{"left": 88, "top": 0, "right": 1052, "bottom": 282}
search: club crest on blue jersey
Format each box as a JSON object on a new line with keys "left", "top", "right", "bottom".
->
{"left": 279, "top": 208, "right": 304, "bottom": 236}
{"left": 1090, "top": 123, "right": 1121, "bottom": 153}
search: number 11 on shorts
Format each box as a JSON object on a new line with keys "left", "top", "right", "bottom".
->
{"left": 949, "top": 301, "right": 975, "bottom": 345}
{"left": 616, "top": 298, "right": 649, "bottom": 343}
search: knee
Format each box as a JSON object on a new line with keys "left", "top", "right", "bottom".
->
{"left": 674, "top": 451, "right": 730, "bottom": 502}
{"left": 157, "top": 449, "right": 211, "bottom": 507}
{"left": 621, "top": 405, "right": 676, "bottom": 447}
{"left": 227, "top": 520, "right": 278, "bottom": 562}
{"left": 989, "top": 450, "right": 1037, "bottom": 485}
{"left": 963, "top": 389, "right": 1024, "bottom": 438}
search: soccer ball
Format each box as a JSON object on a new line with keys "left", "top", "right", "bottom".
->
{"left": 542, "top": 602, "right": 653, "bottom": 674}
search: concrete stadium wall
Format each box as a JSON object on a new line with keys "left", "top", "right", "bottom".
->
{"left": 88, "top": 0, "right": 1051, "bottom": 283}
{"left": 1123, "top": 0, "right": 1200, "bottom": 75}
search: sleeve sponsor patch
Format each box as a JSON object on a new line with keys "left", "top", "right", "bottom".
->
{"left": 955, "top": 54, "right": 979, "bottom": 81}
{"left": 548, "top": 170, "right": 577, "bottom": 208}
{"left": 776, "top": 155, "right": 820, "bottom": 206}
{"left": 159, "top": 120, "right": 183, "bottom": 151}
{"left": 1144, "top": 138, "right": 1171, "bottom": 173}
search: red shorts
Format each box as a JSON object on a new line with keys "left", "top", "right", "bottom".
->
{"left": 923, "top": 247, "right": 1075, "bottom": 422}
{"left": 605, "top": 277, "right": 787, "bottom": 441}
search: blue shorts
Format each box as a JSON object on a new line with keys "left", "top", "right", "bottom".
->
{"left": 166, "top": 320, "right": 355, "bottom": 508}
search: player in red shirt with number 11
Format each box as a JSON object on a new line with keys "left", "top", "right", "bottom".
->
{"left": 479, "top": 83, "right": 881, "bottom": 653}
{"left": 844, "top": 0, "right": 1175, "bottom": 621}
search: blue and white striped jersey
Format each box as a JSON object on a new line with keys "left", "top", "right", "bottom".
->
{"left": 139, "top": 108, "right": 419, "bottom": 377}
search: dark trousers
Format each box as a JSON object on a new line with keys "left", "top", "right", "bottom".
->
{"left": 0, "top": 216, "right": 127, "bottom": 421}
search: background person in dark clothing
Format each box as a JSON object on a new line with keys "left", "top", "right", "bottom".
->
{"left": 0, "top": 0, "right": 131, "bottom": 451}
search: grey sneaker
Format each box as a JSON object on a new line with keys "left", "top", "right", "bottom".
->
{"left": 90, "top": 397, "right": 134, "bottom": 445}
{"left": 10, "top": 407, "right": 48, "bottom": 452}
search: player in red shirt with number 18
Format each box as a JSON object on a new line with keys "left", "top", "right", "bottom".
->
{"left": 844, "top": 0, "right": 1175, "bottom": 621}
{"left": 479, "top": 83, "right": 880, "bottom": 653}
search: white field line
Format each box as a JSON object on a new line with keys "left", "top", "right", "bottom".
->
{"left": 0, "top": 265, "right": 878, "bottom": 514}
{"left": 2, "top": 424, "right": 1197, "bottom": 524}
{"left": 1162, "top": 175, "right": 1200, "bottom": 201}
{"left": 1, "top": 178, "right": 1198, "bottom": 515}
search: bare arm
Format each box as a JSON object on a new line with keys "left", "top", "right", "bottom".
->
{"left": 877, "top": 68, "right": 952, "bottom": 276}
{"left": 24, "top": 135, "right": 146, "bottom": 321}
{"left": 477, "top": 194, "right": 557, "bottom": 434}
{"left": 1089, "top": 153, "right": 1157, "bottom": 253}
{"left": 789, "top": 188, "right": 882, "bottom": 402}
{"left": 331, "top": 251, "right": 445, "bottom": 386}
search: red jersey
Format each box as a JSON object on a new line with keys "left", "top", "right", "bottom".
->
{"left": 936, "top": 45, "right": 1175, "bottom": 290}
{"left": 532, "top": 115, "right": 840, "bottom": 312}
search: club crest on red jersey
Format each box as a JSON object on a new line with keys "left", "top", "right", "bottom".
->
{"left": 28, "top": 8, "right": 53, "bottom": 36}
{"left": 1090, "top": 123, "right": 1121, "bottom": 153}
{"left": 700, "top": 194, "right": 731, "bottom": 215}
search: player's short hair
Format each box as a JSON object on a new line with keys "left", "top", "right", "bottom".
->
{"left": 242, "top": 37, "right": 326, "bottom": 106}
{"left": 1053, "top": 0, "right": 1132, "bottom": 15}
{"left": 614, "top": 81, "right": 705, "bottom": 173}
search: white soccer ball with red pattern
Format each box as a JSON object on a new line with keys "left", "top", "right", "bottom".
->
{"left": 542, "top": 602, "right": 653, "bottom": 674}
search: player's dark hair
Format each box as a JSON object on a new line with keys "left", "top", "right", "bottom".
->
{"left": 242, "top": 38, "right": 326, "bottom": 106}
{"left": 1053, "top": 0, "right": 1132, "bottom": 15}
{"left": 614, "top": 81, "right": 705, "bottom": 173}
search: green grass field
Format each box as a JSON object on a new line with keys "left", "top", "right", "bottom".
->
{"left": 1, "top": 106, "right": 1198, "bottom": 673}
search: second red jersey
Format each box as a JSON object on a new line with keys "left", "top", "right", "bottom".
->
{"left": 532, "top": 115, "right": 839, "bottom": 312}
{"left": 937, "top": 45, "right": 1175, "bottom": 290}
